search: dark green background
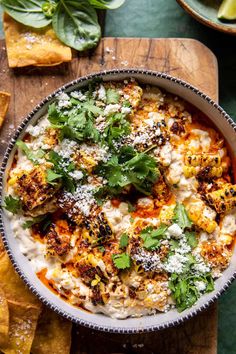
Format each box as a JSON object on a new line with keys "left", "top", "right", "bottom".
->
{"left": 0, "top": 1, "right": 236, "bottom": 352}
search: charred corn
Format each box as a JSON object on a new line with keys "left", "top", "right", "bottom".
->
{"left": 186, "top": 203, "right": 217, "bottom": 233}
{"left": 183, "top": 166, "right": 223, "bottom": 178}
{"left": 185, "top": 153, "right": 221, "bottom": 167}
{"left": 206, "top": 184, "right": 236, "bottom": 213}
{"left": 14, "top": 166, "right": 59, "bottom": 211}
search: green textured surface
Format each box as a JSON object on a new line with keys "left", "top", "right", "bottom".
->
{"left": 0, "top": 1, "right": 236, "bottom": 353}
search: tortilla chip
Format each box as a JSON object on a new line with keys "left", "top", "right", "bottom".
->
{"left": 0, "top": 248, "right": 41, "bottom": 307}
{"left": 0, "top": 300, "right": 41, "bottom": 354}
{"left": 0, "top": 288, "right": 9, "bottom": 347}
{"left": 3, "top": 13, "right": 72, "bottom": 68}
{"left": 31, "top": 307, "right": 72, "bottom": 354}
{"left": 0, "top": 91, "right": 10, "bottom": 128}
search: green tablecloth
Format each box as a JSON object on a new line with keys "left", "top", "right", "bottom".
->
{"left": 0, "top": 2, "right": 236, "bottom": 352}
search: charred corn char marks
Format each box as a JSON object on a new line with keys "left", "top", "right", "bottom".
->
{"left": 82, "top": 212, "right": 113, "bottom": 246}
{"left": 15, "top": 166, "right": 59, "bottom": 210}
{"left": 183, "top": 153, "right": 223, "bottom": 180}
{"left": 206, "top": 184, "right": 236, "bottom": 213}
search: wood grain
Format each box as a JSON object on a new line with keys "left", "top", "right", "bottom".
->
{"left": 0, "top": 37, "right": 218, "bottom": 354}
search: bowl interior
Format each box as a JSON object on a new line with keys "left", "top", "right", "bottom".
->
{"left": 1, "top": 70, "right": 236, "bottom": 333}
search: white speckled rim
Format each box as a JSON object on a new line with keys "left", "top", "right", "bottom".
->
{"left": 1, "top": 69, "right": 236, "bottom": 334}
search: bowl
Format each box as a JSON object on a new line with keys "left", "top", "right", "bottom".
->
{"left": 177, "top": 0, "right": 236, "bottom": 35}
{"left": 1, "top": 69, "right": 236, "bottom": 333}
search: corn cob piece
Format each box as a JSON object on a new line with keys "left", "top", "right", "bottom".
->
{"left": 185, "top": 153, "right": 221, "bottom": 167}
{"left": 183, "top": 166, "right": 223, "bottom": 178}
{"left": 206, "top": 184, "right": 236, "bottom": 213}
{"left": 186, "top": 204, "right": 217, "bottom": 233}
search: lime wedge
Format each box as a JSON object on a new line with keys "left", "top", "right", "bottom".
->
{"left": 218, "top": 0, "right": 236, "bottom": 20}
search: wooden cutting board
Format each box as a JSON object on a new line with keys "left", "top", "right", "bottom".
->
{"left": 0, "top": 37, "right": 218, "bottom": 354}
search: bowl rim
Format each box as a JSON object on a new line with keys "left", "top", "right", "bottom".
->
{"left": 176, "top": 0, "right": 236, "bottom": 35}
{"left": 1, "top": 68, "right": 236, "bottom": 334}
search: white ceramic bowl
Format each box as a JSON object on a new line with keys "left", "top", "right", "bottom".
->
{"left": 1, "top": 69, "right": 236, "bottom": 333}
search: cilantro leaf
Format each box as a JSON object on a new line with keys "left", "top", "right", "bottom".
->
{"left": 169, "top": 272, "right": 214, "bottom": 312}
{"left": 185, "top": 231, "right": 198, "bottom": 249}
{"left": 48, "top": 98, "right": 101, "bottom": 144}
{"left": 112, "top": 253, "right": 131, "bottom": 269}
{"left": 22, "top": 214, "right": 51, "bottom": 230}
{"left": 172, "top": 203, "right": 192, "bottom": 230}
{"left": 16, "top": 140, "right": 43, "bottom": 165}
{"left": 102, "top": 113, "right": 131, "bottom": 147}
{"left": 3, "top": 195, "right": 22, "bottom": 214}
{"left": 106, "top": 89, "right": 120, "bottom": 104}
{"left": 48, "top": 103, "right": 68, "bottom": 125}
{"left": 95, "top": 146, "right": 159, "bottom": 197}
{"left": 47, "top": 151, "right": 76, "bottom": 192}
{"left": 46, "top": 169, "right": 62, "bottom": 184}
{"left": 140, "top": 224, "right": 167, "bottom": 250}
{"left": 119, "top": 233, "right": 129, "bottom": 249}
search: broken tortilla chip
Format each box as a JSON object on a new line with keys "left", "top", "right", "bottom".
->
{"left": 0, "top": 247, "right": 41, "bottom": 307}
{"left": 32, "top": 307, "right": 72, "bottom": 354}
{"left": 3, "top": 13, "right": 72, "bottom": 68}
{"left": 0, "top": 91, "right": 10, "bottom": 128}
{"left": 0, "top": 288, "right": 9, "bottom": 347}
{"left": 0, "top": 300, "right": 41, "bottom": 354}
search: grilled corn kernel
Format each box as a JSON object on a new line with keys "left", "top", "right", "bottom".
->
{"left": 184, "top": 165, "right": 223, "bottom": 179}
{"left": 187, "top": 205, "right": 217, "bottom": 233}
{"left": 8, "top": 176, "right": 18, "bottom": 186}
{"left": 91, "top": 274, "right": 101, "bottom": 287}
{"left": 159, "top": 205, "right": 175, "bottom": 225}
{"left": 183, "top": 166, "right": 197, "bottom": 178}
{"left": 185, "top": 153, "right": 221, "bottom": 167}
{"left": 87, "top": 254, "right": 98, "bottom": 267}
{"left": 206, "top": 184, "right": 236, "bottom": 213}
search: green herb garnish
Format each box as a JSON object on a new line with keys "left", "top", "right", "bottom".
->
{"left": 47, "top": 151, "right": 76, "bottom": 192}
{"left": 16, "top": 140, "right": 44, "bottom": 165}
{"left": 185, "top": 231, "right": 198, "bottom": 249}
{"left": 102, "top": 113, "right": 131, "bottom": 147}
{"left": 169, "top": 272, "right": 214, "bottom": 312}
{"left": 119, "top": 233, "right": 129, "bottom": 249}
{"left": 3, "top": 195, "right": 22, "bottom": 214}
{"left": 106, "top": 88, "right": 120, "bottom": 104}
{"left": 95, "top": 146, "right": 159, "bottom": 197}
{"left": 172, "top": 203, "right": 192, "bottom": 230}
{"left": 46, "top": 169, "right": 62, "bottom": 184}
{"left": 140, "top": 224, "right": 167, "bottom": 250}
{"left": 22, "top": 214, "right": 51, "bottom": 230}
{"left": 112, "top": 253, "right": 131, "bottom": 270}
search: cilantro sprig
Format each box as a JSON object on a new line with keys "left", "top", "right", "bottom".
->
{"left": 47, "top": 99, "right": 101, "bottom": 144}
{"left": 119, "top": 233, "right": 129, "bottom": 249}
{"left": 22, "top": 214, "right": 52, "bottom": 230}
{"left": 102, "top": 112, "right": 131, "bottom": 147}
{"left": 141, "top": 224, "right": 167, "bottom": 251}
{"left": 3, "top": 195, "right": 22, "bottom": 214}
{"left": 169, "top": 272, "right": 214, "bottom": 312}
{"left": 16, "top": 140, "right": 45, "bottom": 165}
{"left": 47, "top": 151, "right": 76, "bottom": 192}
{"left": 112, "top": 253, "right": 131, "bottom": 270}
{"left": 95, "top": 146, "right": 159, "bottom": 198}
{"left": 172, "top": 203, "right": 192, "bottom": 230}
